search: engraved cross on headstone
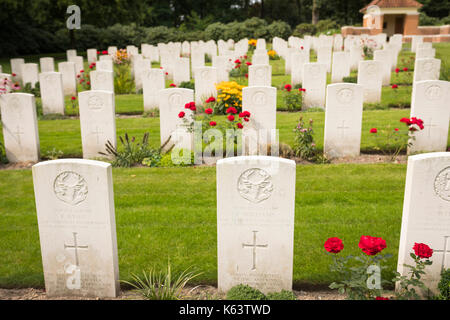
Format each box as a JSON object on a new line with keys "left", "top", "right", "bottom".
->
{"left": 337, "top": 120, "right": 350, "bottom": 139}
{"left": 434, "top": 236, "right": 450, "bottom": 272}
{"left": 242, "top": 231, "right": 268, "bottom": 271}
{"left": 13, "top": 125, "right": 24, "bottom": 147}
{"left": 64, "top": 232, "right": 88, "bottom": 267}
{"left": 425, "top": 118, "right": 438, "bottom": 138}
{"left": 91, "top": 126, "right": 103, "bottom": 146}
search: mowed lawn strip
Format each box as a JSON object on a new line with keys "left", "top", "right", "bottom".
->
{"left": 1, "top": 109, "right": 449, "bottom": 158}
{"left": 0, "top": 163, "right": 405, "bottom": 288}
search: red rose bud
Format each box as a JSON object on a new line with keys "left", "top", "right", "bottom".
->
{"left": 391, "top": 84, "right": 398, "bottom": 89}
{"left": 227, "top": 115, "right": 235, "bottom": 121}
{"left": 205, "top": 108, "right": 213, "bottom": 114}
{"left": 234, "top": 59, "right": 241, "bottom": 64}
{"left": 97, "top": 51, "right": 100, "bottom": 54}
{"left": 245, "top": 74, "right": 248, "bottom": 78}
{"left": 71, "top": 96, "right": 76, "bottom": 101}
{"left": 394, "top": 128, "right": 399, "bottom": 131}
{"left": 209, "top": 121, "right": 217, "bottom": 127}
{"left": 12, "top": 73, "right": 16, "bottom": 77}
{"left": 370, "top": 128, "right": 377, "bottom": 133}
{"left": 358, "top": 235, "right": 386, "bottom": 256}
{"left": 395, "top": 68, "right": 400, "bottom": 73}
{"left": 413, "top": 243, "right": 433, "bottom": 259}
{"left": 244, "top": 118, "right": 249, "bottom": 122}
{"left": 237, "top": 123, "right": 243, "bottom": 129}
{"left": 284, "top": 84, "right": 292, "bottom": 92}
{"left": 324, "top": 237, "right": 344, "bottom": 254}
{"left": 169, "top": 83, "right": 176, "bottom": 87}
{"left": 80, "top": 70, "right": 84, "bottom": 73}
{"left": 165, "top": 72, "right": 168, "bottom": 75}
{"left": 178, "top": 111, "right": 185, "bottom": 118}
{"left": 245, "top": 62, "right": 252, "bottom": 66}
{"left": 301, "top": 46, "right": 304, "bottom": 50}
{"left": 403, "top": 67, "right": 408, "bottom": 72}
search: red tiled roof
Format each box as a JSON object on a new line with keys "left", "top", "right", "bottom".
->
{"left": 360, "top": 0, "right": 423, "bottom": 13}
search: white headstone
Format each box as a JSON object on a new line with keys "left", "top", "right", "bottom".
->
{"left": 69, "top": 56, "right": 84, "bottom": 75}
{"left": 290, "top": 52, "right": 308, "bottom": 86}
{"left": 324, "top": 83, "right": 364, "bottom": 158}
{"left": 331, "top": 52, "right": 350, "bottom": 83}
{"left": 217, "top": 156, "right": 296, "bottom": 294}
{"left": 242, "top": 86, "right": 277, "bottom": 155}
{"left": 397, "top": 152, "right": 450, "bottom": 295}
{"left": 194, "top": 67, "right": 217, "bottom": 104}
{"left": 416, "top": 48, "right": 436, "bottom": 59}
{"left": 173, "top": 58, "right": 190, "bottom": 86}
{"left": 32, "top": 159, "right": 120, "bottom": 298}
{"left": 248, "top": 65, "right": 271, "bottom": 87}
{"left": 158, "top": 88, "right": 194, "bottom": 150}
{"left": 0, "top": 93, "right": 40, "bottom": 162}
{"left": 96, "top": 60, "right": 113, "bottom": 72}
{"left": 58, "top": 62, "right": 77, "bottom": 96}
{"left": 87, "top": 49, "right": 97, "bottom": 64}
{"left": 317, "top": 46, "right": 332, "bottom": 73}
{"left": 252, "top": 53, "right": 269, "bottom": 66}
{"left": 108, "top": 46, "right": 117, "bottom": 57}
{"left": 303, "top": 63, "right": 327, "bottom": 109}
{"left": 39, "top": 72, "right": 65, "bottom": 115}
{"left": 414, "top": 58, "right": 441, "bottom": 82}
{"left": 40, "top": 57, "right": 55, "bottom": 73}
{"left": 374, "top": 50, "right": 392, "bottom": 86}
{"left": 66, "top": 49, "right": 77, "bottom": 60}
{"left": 411, "top": 36, "right": 424, "bottom": 53}
{"left": 142, "top": 69, "right": 165, "bottom": 111}
{"left": 10, "top": 58, "right": 25, "bottom": 83}
{"left": 78, "top": 90, "right": 116, "bottom": 159}
{"left": 409, "top": 80, "right": 450, "bottom": 153}
{"left": 21, "top": 63, "right": 39, "bottom": 88}
{"left": 357, "top": 60, "right": 382, "bottom": 103}
{"left": 134, "top": 58, "right": 151, "bottom": 92}
{"left": 90, "top": 70, "right": 114, "bottom": 93}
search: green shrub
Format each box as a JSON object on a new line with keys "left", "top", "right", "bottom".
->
{"left": 343, "top": 76, "right": 357, "bottom": 83}
{"left": 226, "top": 284, "right": 267, "bottom": 300}
{"left": 437, "top": 269, "right": 450, "bottom": 300}
{"left": 243, "top": 17, "right": 269, "bottom": 39}
{"left": 101, "top": 132, "right": 161, "bottom": 167}
{"left": 204, "top": 22, "right": 228, "bottom": 41}
{"left": 19, "top": 82, "right": 40, "bottom": 97}
{"left": 268, "top": 20, "right": 292, "bottom": 40}
{"left": 293, "top": 23, "right": 316, "bottom": 37}
{"left": 419, "top": 12, "right": 443, "bottom": 26}
{"left": 266, "top": 290, "right": 297, "bottom": 300}
{"left": 315, "top": 19, "right": 340, "bottom": 34}
{"left": 179, "top": 81, "right": 195, "bottom": 90}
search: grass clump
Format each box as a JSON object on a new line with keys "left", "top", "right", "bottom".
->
{"left": 226, "top": 284, "right": 267, "bottom": 300}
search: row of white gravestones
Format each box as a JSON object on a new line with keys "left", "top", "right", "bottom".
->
{"left": 324, "top": 83, "right": 364, "bottom": 158}
{"left": 409, "top": 80, "right": 450, "bottom": 154}
{"left": 0, "top": 93, "right": 40, "bottom": 162}
{"left": 32, "top": 159, "right": 120, "bottom": 297}
{"left": 397, "top": 152, "right": 450, "bottom": 295}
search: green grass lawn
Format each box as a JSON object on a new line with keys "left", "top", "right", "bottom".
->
{"left": 0, "top": 163, "right": 406, "bottom": 288}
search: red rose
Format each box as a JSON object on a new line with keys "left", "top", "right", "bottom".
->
{"left": 237, "top": 123, "right": 243, "bottom": 129}
{"left": 242, "top": 111, "right": 250, "bottom": 117}
{"left": 206, "top": 96, "right": 216, "bottom": 103}
{"left": 284, "top": 84, "right": 292, "bottom": 92}
{"left": 71, "top": 96, "right": 76, "bottom": 101}
{"left": 394, "top": 128, "right": 399, "bottom": 131}
{"left": 358, "top": 235, "right": 386, "bottom": 256}
{"left": 403, "top": 67, "right": 408, "bottom": 72}
{"left": 12, "top": 73, "right": 16, "bottom": 77}
{"left": 97, "top": 51, "right": 100, "bottom": 54}
{"left": 234, "top": 59, "right": 241, "bottom": 64}
{"left": 413, "top": 243, "right": 433, "bottom": 259}
{"left": 80, "top": 70, "right": 84, "bottom": 73}
{"left": 395, "top": 68, "right": 400, "bottom": 73}
{"left": 102, "top": 50, "right": 107, "bottom": 55}
{"left": 184, "top": 103, "right": 190, "bottom": 109}
{"left": 370, "top": 128, "right": 377, "bottom": 133}
{"left": 209, "top": 121, "right": 217, "bottom": 127}
{"left": 227, "top": 115, "right": 235, "bottom": 121}
{"left": 87, "top": 81, "right": 90, "bottom": 85}
{"left": 178, "top": 111, "right": 185, "bottom": 118}
{"left": 400, "top": 117, "right": 411, "bottom": 125}
{"left": 244, "top": 118, "right": 249, "bottom": 122}
{"left": 169, "top": 83, "right": 176, "bottom": 87}
{"left": 299, "top": 88, "right": 306, "bottom": 92}
{"left": 324, "top": 237, "right": 344, "bottom": 254}
{"left": 245, "top": 62, "right": 252, "bottom": 66}
{"left": 245, "top": 74, "right": 248, "bottom": 78}
{"left": 391, "top": 84, "right": 398, "bottom": 89}
{"left": 205, "top": 108, "right": 213, "bottom": 114}
{"left": 165, "top": 72, "right": 168, "bottom": 75}
{"left": 226, "top": 107, "right": 237, "bottom": 114}
{"left": 375, "top": 297, "right": 390, "bottom": 300}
